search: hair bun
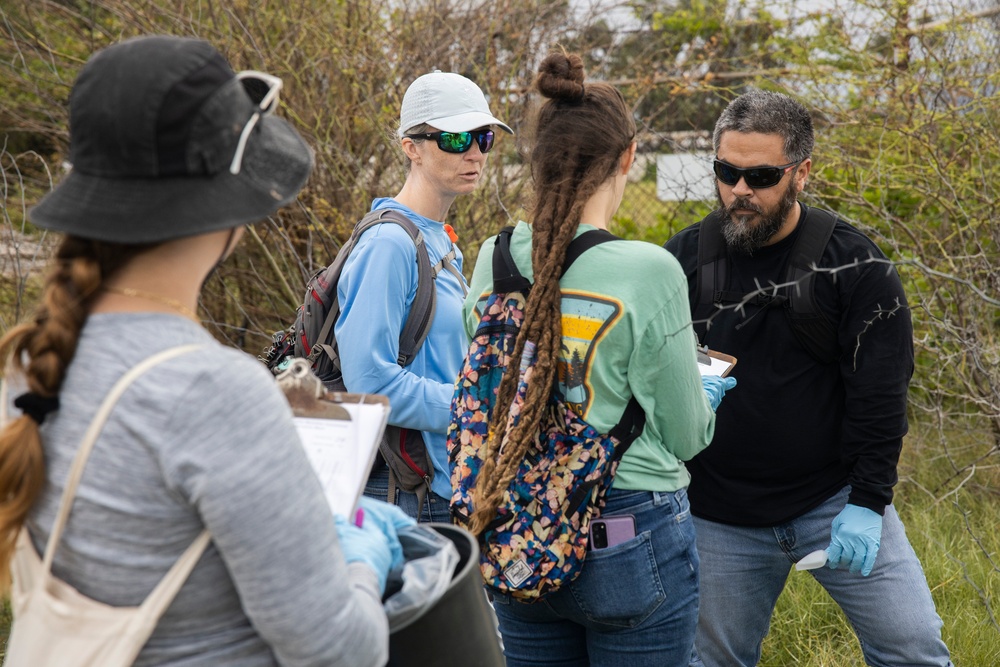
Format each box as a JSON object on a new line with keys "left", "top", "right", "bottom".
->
{"left": 536, "top": 53, "right": 585, "bottom": 102}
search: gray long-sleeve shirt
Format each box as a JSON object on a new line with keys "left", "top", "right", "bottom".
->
{"left": 8, "top": 313, "right": 387, "bottom": 666}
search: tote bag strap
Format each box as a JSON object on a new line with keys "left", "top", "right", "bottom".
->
{"left": 41, "top": 344, "right": 206, "bottom": 574}
{"left": 138, "top": 529, "right": 212, "bottom": 618}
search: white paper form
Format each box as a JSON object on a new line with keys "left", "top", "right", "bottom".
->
{"left": 294, "top": 400, "right": 389, "bottom": 516}
{"left": 697, "top": 354, "right": 735, "bottom": 377}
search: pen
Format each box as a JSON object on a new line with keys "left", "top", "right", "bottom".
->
{"left": 354, "top": 508, "right": 364, "bottom": 528}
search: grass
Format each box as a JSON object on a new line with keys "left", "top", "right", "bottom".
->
{"left": 761, "top": 488, "right": 1000, "bottom": 665}
{"left": 760, "top": 421, "right": 1000, "bottom": 666}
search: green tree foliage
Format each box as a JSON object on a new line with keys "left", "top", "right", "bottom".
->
{"left": 0, "top": 0, "right": 583, "bottom": 344}
{"left": 592, "top": 0, "right": 999, "bottom": 483}
{"left": 786, "top": 2, "right": 1000, "bottom": 486}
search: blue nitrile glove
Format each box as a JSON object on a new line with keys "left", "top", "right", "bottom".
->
{"left": 334, "top": 512, "right": 395, "bottom": 594}
{"left": 702, "top": 375, "right": 737, "bottom": 411}
{"left": 355, "top": 495, "right": 416, "bottom": 571}
{"left": 825, "top": 504, "right": 882, "bottom": 576}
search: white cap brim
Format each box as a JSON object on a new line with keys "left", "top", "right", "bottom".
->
{"left": 402, "top": 111, "right": 513, "bottom": 137}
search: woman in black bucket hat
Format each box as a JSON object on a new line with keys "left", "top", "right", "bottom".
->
{"left": 0, "top": 35, "right": 405, "bottom": 666}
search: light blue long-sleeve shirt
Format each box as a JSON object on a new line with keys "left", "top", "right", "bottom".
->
{"left": 334, "top": 198, "right": 468, "bottom": 499}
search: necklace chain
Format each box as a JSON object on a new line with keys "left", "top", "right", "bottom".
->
{"left": 103, "top": 286, "right": 200, "bottom": 322}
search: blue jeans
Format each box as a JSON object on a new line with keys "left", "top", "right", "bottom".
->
{"left": 363, "top": 464, "right": 452, "bottom": 523}
{"left": 690, "top": 486, "right": 952, "bottom": 667}
{"left": 491, "top": 487, "right": 699, "bottom": 667}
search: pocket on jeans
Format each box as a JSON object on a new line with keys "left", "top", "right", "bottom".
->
{"left": 569, "top": 531, "right": 666, "bottom": 628}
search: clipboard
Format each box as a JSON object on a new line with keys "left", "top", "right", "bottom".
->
{"left": 696, "top": 345, "right": 737, "bottom": 378}
{"left": 277, "top": 359, "right": 391, "bottom": 516}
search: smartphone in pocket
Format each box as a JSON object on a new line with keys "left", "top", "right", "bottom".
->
{"left": 589, "top": 514, "right": 637, "bottom": 550}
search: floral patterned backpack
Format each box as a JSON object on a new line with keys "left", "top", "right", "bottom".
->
{"left": 447, "top": 226, "right": 645, "bottom": 602}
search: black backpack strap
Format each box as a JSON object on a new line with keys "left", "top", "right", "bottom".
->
{"left": 608, "top": 395, "right": 646, "bottom": 461}
{"left": 565, "top": 395, "right": 646, "bottom": 514}
{"left": 695, "top": 212, "right": 785, "bottom": 310}
{"left": 693, "top": 211, "right": 727, "bottom": 339}
{"left": 693, "top": 207, "right": 839, "bottom": 363}
{"left": 492, "top": 226, "right": 532, "bottom": 293}
{"left": 561, "top": 229, "right": 619, "bottom": 277}
{"left": 784, "top": 207, "right": 838, "bottom": 364}
{"left": 491, "top": 224, "right": 643, "bottom": 446}
{"left": 492, "top": 226, "right": 621, "bottom": 294}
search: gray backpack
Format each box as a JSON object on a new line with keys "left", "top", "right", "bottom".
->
{"left": 262, "top": 208, "right": 458, "bottom": 504}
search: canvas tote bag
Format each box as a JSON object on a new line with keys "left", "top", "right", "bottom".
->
{"left": 1, "top": 344, "right": 211, "bottom": 667}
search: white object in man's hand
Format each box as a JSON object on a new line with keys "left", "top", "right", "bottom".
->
{"left": 795, "top": 549, "right": 828, "bottom": 571}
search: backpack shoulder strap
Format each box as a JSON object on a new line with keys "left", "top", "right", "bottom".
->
{"left": 784, "top": 206, "right": 838, "bottom": 364}
{"left": 694, "top": 207, "right": 839, "bottom": 363}
{"left": 608, "top": 395, "right": 646, "bottom": 461}
{"left": 693, "top": 211, "right": 727, "bottom": 338}
{"left": 564, "top": 394, "right": 646, "bottom": 514}
{"left": 491, "top": 226, "right": 622, "bottom": 294}
{"left": 312, "top": 208, "right": 436, "bottom": 369}
{"left": 492, "top": 226, "right": 532, "bottom": 293}
{"left": 489, "top": 226, "right": 645, "bottom": 449}
{"left": 370, "top": 209, "right": 437, "bottom": 367}
{"left": 560, "top": 228, "right": 619, "bottom": 277}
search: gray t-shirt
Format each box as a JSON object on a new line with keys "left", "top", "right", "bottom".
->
{"left": 9, "top": 313, "right": 387, "bottom": 666}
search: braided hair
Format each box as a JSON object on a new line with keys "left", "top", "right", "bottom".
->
{"left": 0, "top": 236, "right": 144, "bottom": 590}
{"left": 468, "top": 52, "right": 636, "bottom": 534}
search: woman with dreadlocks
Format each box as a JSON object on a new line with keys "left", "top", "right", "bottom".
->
{"left": 458, "top": 52, "right": 735, "bottom": 666}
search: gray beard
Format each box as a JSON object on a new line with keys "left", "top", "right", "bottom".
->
{"left": 716, "top": 180, "right": 798, "bottom": 256}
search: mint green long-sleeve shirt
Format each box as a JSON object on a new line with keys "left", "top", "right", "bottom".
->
{"left": 463, "top": 221, "right": 716, "bottom": 492}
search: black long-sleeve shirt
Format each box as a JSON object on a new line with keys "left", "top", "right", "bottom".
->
{"left": 665, "top": 204, "right": 913, "bottom": 526}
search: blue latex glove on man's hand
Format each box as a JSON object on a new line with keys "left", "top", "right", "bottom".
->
{"left": 334, "top": 497, "right": 414, "bottom": 593}
{"left": 702, "top": 375, "right": 737, "bottom": 411}
{"left": 825, "top": 504, "right": 883, "bottom": 576}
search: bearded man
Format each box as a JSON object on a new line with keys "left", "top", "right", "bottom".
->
{"left": 664, "top": 89, "right": 952, "bottom": 667}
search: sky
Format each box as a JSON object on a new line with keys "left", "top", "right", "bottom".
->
{"left": 571, "top": 0, "right": 993, "bottom": 36}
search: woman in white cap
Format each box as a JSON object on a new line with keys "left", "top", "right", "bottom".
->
{"left": 0, "top": 35, "right": 409, "bottom": 666}
{"left": 336, "top": 70, "right": 513, "bottom": 522}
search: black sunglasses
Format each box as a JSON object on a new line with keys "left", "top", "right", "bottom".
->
{"left": 713, "top": 158, "right": 802, "bottom": 189}
{"left": 405, "top": 129, "right": 495, "bottom": 154}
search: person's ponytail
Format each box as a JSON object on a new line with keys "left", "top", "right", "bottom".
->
{"left": 0, "top": 236, "right": 137, "bottom": 591}
{"left": 467, "top": 51, "right": 635, "bottom": 535}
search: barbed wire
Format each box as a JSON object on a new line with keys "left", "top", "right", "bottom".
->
{"left": 695, "top": 253, "right": 999, "bottom": 334}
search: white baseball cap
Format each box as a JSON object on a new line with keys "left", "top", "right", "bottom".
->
{"left": 398, "top": 71, "right": 513, "bottom": 137}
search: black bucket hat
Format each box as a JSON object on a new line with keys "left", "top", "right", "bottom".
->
{"left": 29, "top": 35, "right": 313, "bottom": 243}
